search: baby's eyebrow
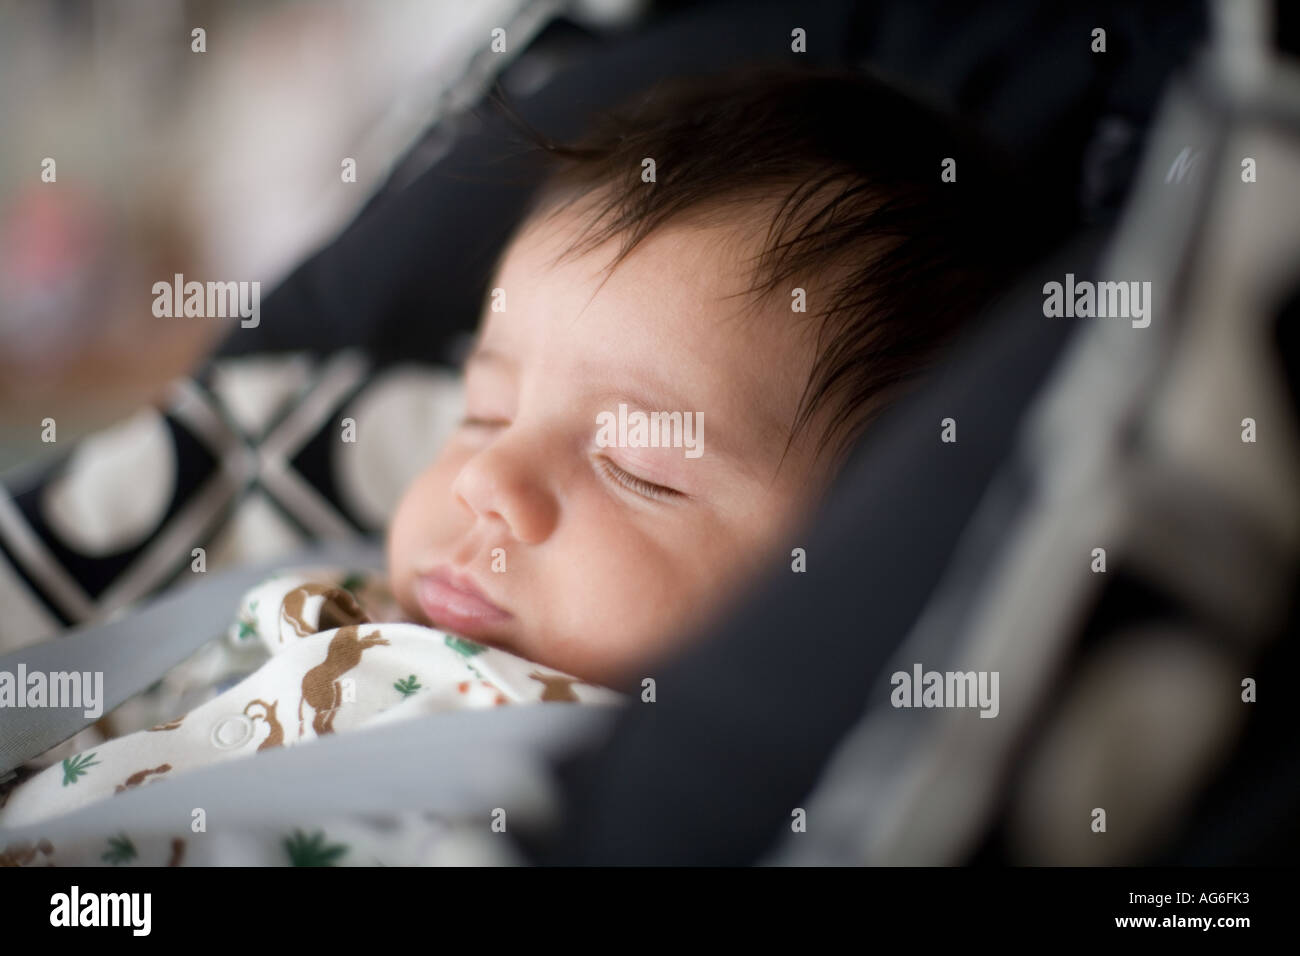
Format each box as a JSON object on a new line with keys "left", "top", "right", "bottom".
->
{"left": 591, "top": 384, "right": 764, "bottom": 471}
{"left": 462, "top": 351, "right": 778, "bottom": 476}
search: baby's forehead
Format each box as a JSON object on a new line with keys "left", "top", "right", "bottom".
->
{"left": 476, "top": 212, "right": 815, "bottom": 460}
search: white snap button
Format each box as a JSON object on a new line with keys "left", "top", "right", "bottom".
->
{"left": 210, "top": 714, "right": 254, "bottom": 750}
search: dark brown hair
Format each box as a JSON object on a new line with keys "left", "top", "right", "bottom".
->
{"left": 491, "top": 65, "right": 1039, "bottom": 465}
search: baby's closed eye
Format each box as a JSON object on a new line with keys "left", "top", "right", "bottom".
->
{"left": 594, "top": 454, "right": 685, "bottom": 501}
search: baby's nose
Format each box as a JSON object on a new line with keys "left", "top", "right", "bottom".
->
{"left": 451, "top": 440, "right": 558, "bottom": 545}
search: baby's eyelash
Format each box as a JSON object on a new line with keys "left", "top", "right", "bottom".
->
{"left": 597, "top": 456, "right": 682, "bottom": 501}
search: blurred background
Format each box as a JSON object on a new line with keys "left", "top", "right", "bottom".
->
{"left": 0, "top": 0, "right": 654, "bottom": 476}
{"left": 0, "top": 0, "right": 1210, "bottom": 478}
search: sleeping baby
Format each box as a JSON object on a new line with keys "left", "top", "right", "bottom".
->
{"left": 0, "top": 66, "right": 1026, "bottom": 858}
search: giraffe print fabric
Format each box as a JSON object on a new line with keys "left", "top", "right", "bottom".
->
{"left": 0, "top": 566, "right": 623, "bottom": 864}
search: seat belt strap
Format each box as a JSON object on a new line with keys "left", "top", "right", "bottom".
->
{"left": 0, "top": 702, "right": 615, "bottom": 845}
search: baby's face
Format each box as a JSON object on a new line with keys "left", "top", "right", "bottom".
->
{"left": 387, "top": 203, "right": 834, "bottom": 685}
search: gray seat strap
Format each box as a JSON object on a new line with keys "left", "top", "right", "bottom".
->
{"left": 0, "top": 702, "right": 617, "bottom": 847}
{"left": 0, "top": 539, "right": 386, "bottom": 781}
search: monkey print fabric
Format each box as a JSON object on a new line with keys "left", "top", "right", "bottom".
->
{"left": 0, "top": 567, "right": 622, "bottom": 855}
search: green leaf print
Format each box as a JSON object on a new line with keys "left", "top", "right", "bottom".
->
{"left": 283, "top": 829, "right": 349, "bottom": 867}
{"left": 393, "top": 675, "right": 422, "bottom": 697}
{"left": 340, "top": 573, "right": 366, "bottom": 595}
{"left": 62, "top": 751, "right": 100, "bottom": 786}
{"left": 102, "top": 833, "right": 137, "bottom": 865}
{"left": 237, "top": 600, "right": 260, "bottom": 640}
{"left": 445, "top": 634, "right": 486, "bottom": 658}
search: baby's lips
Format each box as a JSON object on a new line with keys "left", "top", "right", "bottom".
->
{"left": 414, "top": 568, "right": 511, "bottom": 640}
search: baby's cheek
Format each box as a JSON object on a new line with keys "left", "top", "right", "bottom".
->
{"left": 388, "top": 458, "right": 459, "bottom": 568}
{"left": 407, "top": 450, "right": 471, "bottom": 526}
{"left": 583, "top": 531, "right": 718, "bottom": 657}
